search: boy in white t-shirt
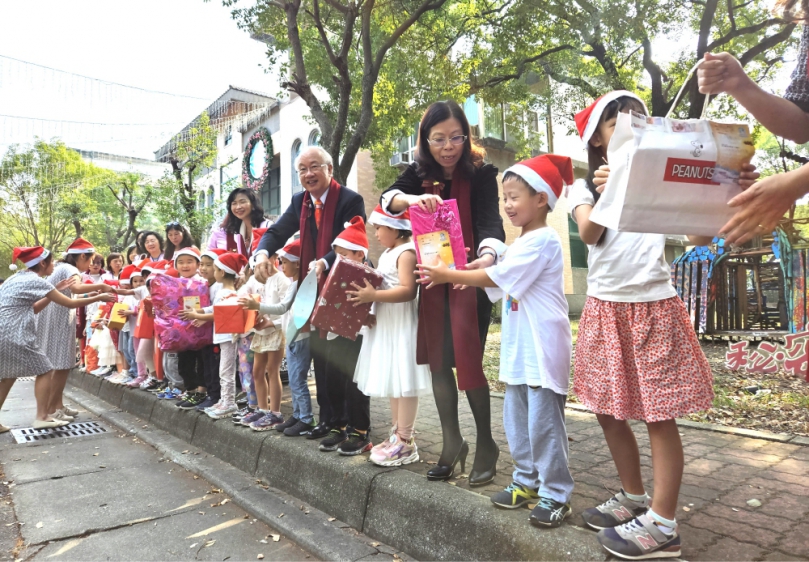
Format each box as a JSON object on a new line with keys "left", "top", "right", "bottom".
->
{"left": 417, "top": 154, "right": 575, "bottom": 530}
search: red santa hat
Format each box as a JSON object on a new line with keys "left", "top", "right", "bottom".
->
{"left": 574, "top": 90, "right": 648, "bottom": 144}
{"left": 503, "top": 154, "right": 574, "bottom": 211}
{"left": 152, "top": 259, "right": 171, "bottom": 271}
{"left": 10, "top": 246, "right": 50, "bottom": 270}
{"left": 215, "top": 252, "right": 248, "bottom": 276}
{"left": 173, "top": 247, "right": 201, "bottom": 264}
{"left": 164, "top": 267, "right": 180, "bottom": 278}
{"left": 250, "top": 227, "right": 268, "bottom": 255}
{"left": 368, "top": 204, "right": 411, "bottom": 230}
{"left": 201, "top": 247, "right": 227, "bottom": 262}
{"left": 139, "top": 261, "right": 157, "bottom": 275}
{"left": 65, "top": 237, "right": 95, "bottom": 255}
{"left": 119, "top": 264, "right": 137, "bottom": 286}
{"left": 277, "top": 239, "right": 301, "bottom": 263}
{"left": 332, "top": 216, "right": 369, "bottom": 257}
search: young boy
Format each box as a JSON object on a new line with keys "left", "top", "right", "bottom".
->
{"left": 239, "top": 239, "right": 316, "bottom": 437}
{"left": 417, "top": 155, "right": 576, "bottom": 528}
{"left": 191, "top": 248, "right": 226, "bottom": 411}
{"left": 117, "top": 265, "right": 143, "bottom": 387}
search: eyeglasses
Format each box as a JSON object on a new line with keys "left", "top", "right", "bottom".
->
{"left": 298, "top": 164, "right": 326, "bottom": 175}
{"left": 426, "top": 135, "right": 467, "bottom": 147}
{"left": 165, "top": 221, "right": 181, "bottom": 228}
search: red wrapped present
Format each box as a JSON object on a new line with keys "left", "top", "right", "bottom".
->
{"left": 135, "top": 302, "right": 154, "bottom": 339}
{"left": 214, "top": 295, "right": 258, "bottom": 334}
{"left": 311, "top": 256, "right": 383, "bottom": 340}
{"left": 410, "top": 199, "right": 468, "bottom": 270}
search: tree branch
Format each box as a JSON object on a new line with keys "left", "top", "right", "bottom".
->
{"left": 470, "top": 45, "right": 576, "bottom": 92}
{"left": 706, "top": 18, "right": 787, "bottom": 52}
{"left": 539, "top": 60, "right": 600, "bottom": 97}
{"left": 738, "top": 23, "right": 797, "bottom": 66}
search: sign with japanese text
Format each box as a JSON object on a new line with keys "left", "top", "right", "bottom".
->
{"left": 725, "top": 332, "right": 809, "bottom": 380}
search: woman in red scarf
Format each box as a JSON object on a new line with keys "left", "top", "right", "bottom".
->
{"left": 381, "top": 100, "right": 506, "bottom": 485}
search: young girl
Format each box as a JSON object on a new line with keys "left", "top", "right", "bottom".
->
{"left": 346, "top": 206, "right": 431, "bottom": 466}
{"left": 569, "top": 91, "right": 728, "bottom": 559}
{"left": 181, "top": 252, "right": 247, "bottom": 419}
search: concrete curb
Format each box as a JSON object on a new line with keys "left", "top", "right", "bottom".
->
{"left": 67, "top": 370, "right": 607, "bottom": 561}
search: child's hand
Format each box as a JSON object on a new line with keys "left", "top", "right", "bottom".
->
{"left": 253, "top": 315, "right": 271, "bottom": 331}
{"left": 363, "top": 314, "right": 377, "bottom": 328}
{"left": 191, "top": 319, "right": 207, "bottom": 328}
{"left": 346, "top": 279, "right": 377, "bottom": 305}
{"left": 120, "top": 309, "right": 136, "bottom": 317}
{"left": 238, "top": 296, "right": 260, "bottom": 310}
{"left": 179, "top": 309, "right": 197, "bottom": 321}
{"left": 415, "top": 260, "right": 449, "bottom": 289}
{"left": 98, "top": 293, "right": 117, "bottom": 303}
{"left": 593, "top": 165, "right": 610, "bottom": 193}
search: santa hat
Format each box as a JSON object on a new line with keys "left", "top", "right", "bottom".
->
{"left": 119, "top": 264, "right": 137, "bottom": 286}
{"left": 65, "top": 237, "right": 95, "bottom": 255}
{"left": 503, "top": 154, "right": 574, "bottom": 211}
{"left": 173, "top": 247, "right": 201, "bottom": 264}
{"left": 215, "top": 253, "right": 248, "bottom": 276}
{"left": 368, "top": 204, "right": 411, "bottom": 230}
{"left": 164, "top": 267, "right": 180, "bottom": 278}
{"left": 10, "top": 246, "right": 50, "bottom": 270}
{"left": 277, "top": 239, "right": 301, "bottom": 263}
{"left": 139, "top": 261, "right": 157, "bottom": 275}
{"left": 201, "top": 247, "right": 227, "bottom": 262}
{"left": 251, "top": 227, "right": 268, "bottom": 255}
{"left": 152, "top": 259, "right": 171, "bottom": 272}
{"left": 332, "top": 217, "right": 369, "bottom": 257}
{"left": 574, "top": 90, "right": 648, "bottom": 144}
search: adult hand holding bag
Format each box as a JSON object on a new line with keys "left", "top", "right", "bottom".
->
{"left": 589, "top": 61, "right": 755, "bottom": 236}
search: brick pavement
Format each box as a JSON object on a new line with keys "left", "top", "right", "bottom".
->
{"left": 282, "top": 380, "right": 809, "bottom": 561}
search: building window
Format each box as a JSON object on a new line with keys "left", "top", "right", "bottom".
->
{"left": 568, "top": 216, "right": 588, "bottom": 268}
{"left": 308, "top": 130, "right": 320, "bottom": 147}
{"left": 291, "top": 139, "right": 302, "bottom": 192}
{"left": 224, "top": 125, "right": 232, "bottom": 146}
{"left": 207, "top": 186, "right": 215, "bottom": 209}
{"left": 198, "top": 191, "right": 205, "bottom": 210}
{"left": 484, "top": 102, "right": 504, "bottom": 140}
{"left": 261, "top": 168, "right": 282, "bottom": 215}
{"left": 390, "top": 125, "right": 418, "bottom": 166}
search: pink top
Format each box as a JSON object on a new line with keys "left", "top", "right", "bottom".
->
{"left": 207, "top": 218, "right": 272, "bottom": 256}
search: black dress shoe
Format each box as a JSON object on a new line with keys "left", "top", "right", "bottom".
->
{"left": 427, "top": 440, "right": 469, "bottom": 481}
{"left": 469, "top": 443, "right": 499, "bottom": 487}
{"left": 307, "top": 421, "right": 333, "bottom": 440}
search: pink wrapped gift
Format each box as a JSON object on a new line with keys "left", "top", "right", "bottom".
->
{"left": 409, "top": 199, "right": 468, "bottom": 270}
{"left": 150, "top": 275, "right": 213, "bottom": 352}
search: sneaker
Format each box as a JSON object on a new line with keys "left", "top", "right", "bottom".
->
{"left": 195, "top": 396, "right": 217, "bottom": 411}
{"left": 118, "top": 369, "right": 130, "bottom": 378}
{"left": 491, "top": 482, "right": 539, "bottom": 509}
{"left": 206, "top": 404, "right": 238, "bottom": 419}
{"left": 240, "top": 410, "right": 265, "bottom": 427}
{"left": 52, "top": 410, "right": 74, "bottom": 423}
{"left": 275, "top": 416, "right": 299, "bottom": 433}
{"left": 369, "top": 434, "right": 418, "bottom": 466}
{"left": 62, "top": 405, "right": 79, "bottom": 417}
{"left": 178, "top": 393, "right": 206, "bottom": 410}
{"left": 338, "top": 431, "right": 373, "bottom": 456}
{"left": 307, "top": 421, "right": 332, "bottom": 440}
{"left": 127, "top": 375, "right": 147, "bottom": 388}
{"left": 231, "top": 406, "right": 253, "bottom": 422}
{"left": 318, "top": 428, "right": 348, "bottom": 451}
{"left": 284, "top": 419, "right": 315, "bottom": 437}
{"left": 582, "top": 490, "right": 650, "bottom": 530}
{"left": 90, "top": 366, "right": 108, "bottom": 376}
{"left": 529, "top": 497, "right": 572, "bottom": 528}
{"left": 597, "top": 513, "right": 681, "bottom": 560}
{"left": 250, "top": 412, "right": 284, "bottom": 431}
{"left": 144, "top": 379, "right": 163, "bottom": 392}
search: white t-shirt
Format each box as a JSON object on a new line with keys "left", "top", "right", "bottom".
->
{"left": 485, "top": 227, "right": 571, "bottom": 394}
{"left": 122, "top": 294, "right": 140, "bottom": 333}
{"left": 568, "top": 179, "right": 676, "bottom": 303}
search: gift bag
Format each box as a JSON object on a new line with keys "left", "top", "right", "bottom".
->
{"left": 214, "top": 299, "right": 257, "bottom": 334}
{"left": 310, "top": 256, "right": 384, "bottom": 340}
{"left": 135, "top": 302, "right": 154, "bottom": 339}
{"left": 410, "top": 199, "right": 468, "bottom": 270}
{"left": 589, "top": 63, "right": 755, "bottom": 237}
{"left": 150, "top": 275, "right": 213, "bottom": 352}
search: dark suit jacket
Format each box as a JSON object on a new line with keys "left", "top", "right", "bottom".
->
{"left": 256, "top": 184, "right": 366, "bottom": 267}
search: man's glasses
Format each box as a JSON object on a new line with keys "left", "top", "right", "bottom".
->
{"left": 298, "top": 164, "right": 326, "bottom": 175}
{"left": 426, "top": 135, "right": 467, "bottom": 147}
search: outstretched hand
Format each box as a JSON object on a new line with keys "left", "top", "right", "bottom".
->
{"left": 415, "top": 260, "right": 449, "bottom": 289}
{"left": 346, "top": 279, "right": 377, "bottom": 306}
{"left": 55, "top": 277, "right": 77, "bottom": 292}
{"left": 238, "top": 296, "right": 260, "bottom": 310}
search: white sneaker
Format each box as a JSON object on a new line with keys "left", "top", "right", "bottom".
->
{"left": 119, "top": 369, "right": 129, "bottom": 378}
{"left": 52, "top": 410, "right": 74, "bottom": 423}
{"left": 62, "top": 405, "right": 79, "bottom": 417}
{"left": 33, "top": 418, "right": 69, "bottom": 429}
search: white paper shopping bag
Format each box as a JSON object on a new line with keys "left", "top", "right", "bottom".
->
{"left": 589, "top": 64, "right": 755, "bottom": 237}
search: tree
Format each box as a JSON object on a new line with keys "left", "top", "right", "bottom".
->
{"left": 82, "top": 172, "right": 154, "bottom": 252}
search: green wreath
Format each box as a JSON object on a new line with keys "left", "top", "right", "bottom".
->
{"left": 242, "top": 127, "right": 273, "bottom": 191}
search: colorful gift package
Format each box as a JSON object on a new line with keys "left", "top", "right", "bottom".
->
{"left": 150, "top": 275, "right": 212, "bottom": 352}
{"left": 310, "top": 256, "right": 384, "bottom": 340}
{"left": 106, "top": 302, "right": 129, "bottom": 331}
{"left": 214, "top": 295, "right": 258, "bottom": 334}
{"left": 409, "top": 199, "right": 468, "bottom": 270}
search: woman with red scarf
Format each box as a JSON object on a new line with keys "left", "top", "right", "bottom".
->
{"left": 381, "top": 100, "right": 506, "bottom": 485}
{"left": 208, "top": 188, "right": 272, "bottom": 258}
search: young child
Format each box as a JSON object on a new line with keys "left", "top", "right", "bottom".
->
{"left": 120, "top": 266, "right": 147, "bottom": 388}
{"left": 192, "top": 248, "right": 226, "bottom": 410}
{"left": 239, "top": 240, "right": 315, "bottom": 437}
{"left": 316, "top": 217, "right": 373, "bottom": 455}
{"left": 171, "top": 248, "right": 208, "bottom": 409}
{"left": 417, "top": 155, "right": 576, "bottom": 528}
{"left": 346, "top": 206, "right": 431, "bottom": 466}
{"left": 568, "top": 91, "right": 715, "bottom": 560}
{"left": 182, "top": 252, "right": 248, "bottom": 419}
{"left": 127, "top": 261, "right": 158, "bottom": 390}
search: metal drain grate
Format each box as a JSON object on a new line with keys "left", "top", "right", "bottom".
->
{"left": 10, "top": 421, "right": 107, "bottom": 444}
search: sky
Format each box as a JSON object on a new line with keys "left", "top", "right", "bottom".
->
{"left": 0, "top": 0, "right": 277, "bottom": 160}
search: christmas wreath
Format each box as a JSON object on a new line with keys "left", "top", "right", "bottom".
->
{"left": 242, "top": 128, "right": 273, "bottom": 191}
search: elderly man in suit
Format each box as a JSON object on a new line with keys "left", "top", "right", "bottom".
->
{"left": 254, "top": 146, "right": 366, "bottom": 439}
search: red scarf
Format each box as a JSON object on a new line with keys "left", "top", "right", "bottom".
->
{"left": 417, "top": 168, "right": 486, "bottom": 390}
{"left": 298, "top": 178, "right": 342, "bottom": 289}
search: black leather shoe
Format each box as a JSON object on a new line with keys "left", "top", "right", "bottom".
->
{"left": 469, "top": 443, "right": 499, "bottom": 487}
{"left": 427, "top": 440, "right": 469, "bottom": 481}
{"left": 307, "top": 421, "right": 333, "bottom": 440}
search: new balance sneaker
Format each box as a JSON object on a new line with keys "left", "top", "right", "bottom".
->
{"left": 275, "top": 416, "right": 299, "bottom": 433}
{"left": 283, "top": 419, "right": 315, "bottom": 437}
{"left": 338, "top": 431, "right": 372, "bottom": 456}
{"left": 250, "top": 412, "right": 284, "bottom": 431}
{"left": 307, "top": 421, "right": 333, "bottom": 440}
{"left": 491, "top": 482, "right": 540, "bottom": 509}
{"left": 319, "top": 428, "right": 348, "bottom": 451}
{"left": 240, "top": 410, "right": 265, "bottom": 427}
{"left": 207, "top": 404, "right": 238, "bottom": 419}
{"left": 597, "top": 513, "right": 681, "bottom": 560}
{"left": 177, "top": 393, "right": 206, "bottom": 410}
{"left": 195, "top": 396, "right": 217, "bottom": 411}
{"left": 529, "top": 497, "right": 572, "bottom": 528}
{"left": 369, "top": 434, "right": 418, "bottom": 466}
{"left": 582, "top": 490, "right": 649, "bottom": 530}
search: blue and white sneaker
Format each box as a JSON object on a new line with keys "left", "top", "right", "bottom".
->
{"left": 597, "top": 513, "right": 681, "bottom": 560}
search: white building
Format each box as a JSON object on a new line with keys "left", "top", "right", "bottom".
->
{"left": 73, "top": 148, "right": 170, "bottom": 181}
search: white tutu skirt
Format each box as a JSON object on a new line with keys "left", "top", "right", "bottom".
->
{"left": 354, "top": 300, "right": 432, "bottom": 398}
{"left": 90, "top": 327, "right": 118, "bottom": 366}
